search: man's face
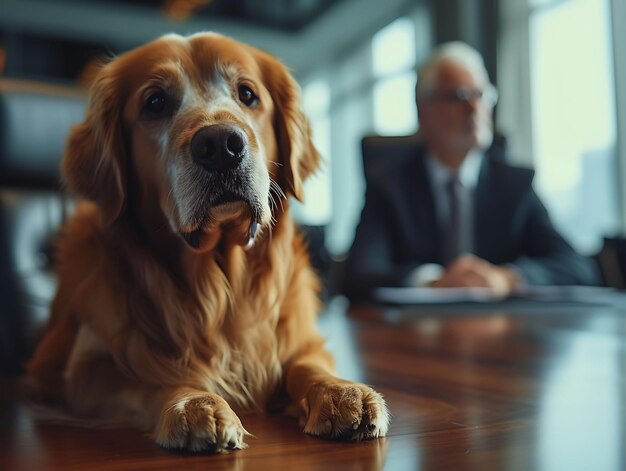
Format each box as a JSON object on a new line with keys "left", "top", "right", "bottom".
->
{"left": 418, "top": 61, "right": 494, "bottom": 156}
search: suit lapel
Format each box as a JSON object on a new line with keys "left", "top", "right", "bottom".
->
{"left": 474, "top": 157, "right": 501, "bottom": 261}
{"left": 406, "top": 145, "right": 442, "bottom": 262}
{"left": 473, "top": 152, "right": 533, "bottom": 263}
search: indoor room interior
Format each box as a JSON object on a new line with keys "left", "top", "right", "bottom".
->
{"left": 1, "top": 0, "right": 625, "bottom": 469}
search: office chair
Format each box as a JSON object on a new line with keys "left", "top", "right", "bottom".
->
{"left": 0, "top": 79, "right": 86, "bottom": 375}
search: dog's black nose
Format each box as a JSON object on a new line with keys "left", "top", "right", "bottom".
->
{"left": 190, "top": 124, "right": 246, "bottom": 171}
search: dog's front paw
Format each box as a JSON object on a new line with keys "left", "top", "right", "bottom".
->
{"left": 300, "top": 382, "right": 390, "bottom": 441}
{"left": 155, "top": 393, "right": 248, "bottom": 453}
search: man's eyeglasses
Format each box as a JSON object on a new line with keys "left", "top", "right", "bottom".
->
{"left": 424, "top": 84, "right": 499, "bottom": 108}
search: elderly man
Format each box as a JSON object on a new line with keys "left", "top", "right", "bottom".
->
{"left": 343, "top": 41, "right": 599, "bottom": 302}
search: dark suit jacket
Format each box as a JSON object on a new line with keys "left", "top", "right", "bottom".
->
{"left": 343, "top": 135, "right": 600, "bottom": 302}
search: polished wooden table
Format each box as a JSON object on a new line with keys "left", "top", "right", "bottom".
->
{"left": 2, "top": 296, "right": 625, "bottom": 470}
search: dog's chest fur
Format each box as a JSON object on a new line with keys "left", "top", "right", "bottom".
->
{"left": 65, "top": 211, "right": 287, "bottom": 411}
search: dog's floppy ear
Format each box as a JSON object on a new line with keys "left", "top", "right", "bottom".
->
{"left": 63, "top": 60, "right": 127, "bottom": 225}
{"left": 258, "top": 52, "right": 320, "bottom": 202}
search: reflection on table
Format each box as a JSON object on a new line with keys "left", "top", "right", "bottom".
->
{"left": 2, "top": 294, "right": 626, "bottom": 471}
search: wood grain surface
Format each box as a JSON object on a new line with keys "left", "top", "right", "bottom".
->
{"left": 2, "top": 297, "right": 625, "bottom": 470}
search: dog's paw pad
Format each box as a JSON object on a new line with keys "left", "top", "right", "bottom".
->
{"left": 302, "top": 383, "right": 390, "bottom": 441}
{"left": 155, "top": 393, "right": 247, "bottom": 453}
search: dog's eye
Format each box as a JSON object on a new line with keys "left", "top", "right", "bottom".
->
{"left": 144, "top": 91, "right": 169, "bottom": 116}
{"left": 238, "top": 85, "right": 259, "bottom": 107}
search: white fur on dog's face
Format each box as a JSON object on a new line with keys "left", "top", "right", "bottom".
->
{"left": 124, "top": 33, "right": 276, "bottom": 249}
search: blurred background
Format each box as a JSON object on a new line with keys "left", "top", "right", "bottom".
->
{"left": 0, "top": 0, "right": 624, "bottom": 258}
{"left": 0, "top": 0, "right": 625, "bottom": 348}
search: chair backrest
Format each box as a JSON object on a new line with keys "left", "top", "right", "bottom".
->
{"left": 361, "top": 133, "right": 422, "bottom": 180}
{"left": 361, "top": 132, "right": 508, "bottom": 177}
{"left": 595, "top": 237, "right": 626, "bottom": 289}
{"left": 0, "top": 79, "right": 86, "bottom": 376}
{"left": 0, "top": 80, "right": 86, "bottom": 189}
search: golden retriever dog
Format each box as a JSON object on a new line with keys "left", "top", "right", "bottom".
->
{"left": 26, "top": 32, "right": 389, "bottom": 453}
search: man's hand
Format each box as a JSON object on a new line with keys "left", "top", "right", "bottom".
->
{"left": 431, "top": 254, "right": 521, "bottom": 297}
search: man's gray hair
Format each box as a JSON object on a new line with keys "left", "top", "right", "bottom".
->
{"left": 415, "top": 41, "right": 491, "bottom": 103}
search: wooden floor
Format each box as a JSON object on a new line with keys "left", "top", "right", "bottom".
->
{"left": 2, "top": 296, "right": 626, "bottom": 470}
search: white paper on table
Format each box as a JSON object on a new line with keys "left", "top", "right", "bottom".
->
{"left": 372, "top": 285, "right": 620, "bottom": 305}
{"left": 372, "top": 286, "right": 506, "bottom": 304}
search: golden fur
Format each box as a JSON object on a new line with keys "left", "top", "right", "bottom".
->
{"left": 27, "top": 32, "right": 389, "bottom": 452}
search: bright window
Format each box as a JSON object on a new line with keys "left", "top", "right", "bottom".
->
{"left": 372, "top": 17, "right": 416, "bottom": 77}
{"left": 530, "top": 0, "right": 618, "bottom": 253}
{"left": 373, "top": 72, "right": 417, "bottom": 135}
{"left": 371, "top": 17, "right": 417, "bottom": 135}
{"left": 291, "top": 79, "right": 332, "bottom": 226}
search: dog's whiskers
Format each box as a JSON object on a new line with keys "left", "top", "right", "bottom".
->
{"left": 269, "top": 178, "right": 286, "bottom": 200}
{"left": 268, "top": 192, "right": 277, "bottom": 211}
{"left": 269, "top": 179, "right": 286, "bottom": 215}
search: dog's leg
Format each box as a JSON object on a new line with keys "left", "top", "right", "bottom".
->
{"left": 285, "top": 348, "right": 390, "bottom": 441}
{"left": 278, "top": 255, "right": 390, "bottom": 440}
{"left": 66, "top": 356, "right": 248, "bottom": 453}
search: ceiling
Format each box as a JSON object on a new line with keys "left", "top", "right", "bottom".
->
{"left": 0, "top": 0, "right": 417, "bottom": 78}
{"left": 89, "top": 0, "right": 341, "bottom": 32}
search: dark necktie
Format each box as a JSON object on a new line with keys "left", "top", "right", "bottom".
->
{"left": 443, "top": 174, "right": 462, "bottom": 265}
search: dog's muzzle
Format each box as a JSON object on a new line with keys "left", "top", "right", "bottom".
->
{"left": 181, "top": 124, "right": 262, "bottom": 251}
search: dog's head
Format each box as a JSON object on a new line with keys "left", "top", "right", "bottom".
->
{"left": 64, "top": 32, "right": 319, "bottom": 251}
